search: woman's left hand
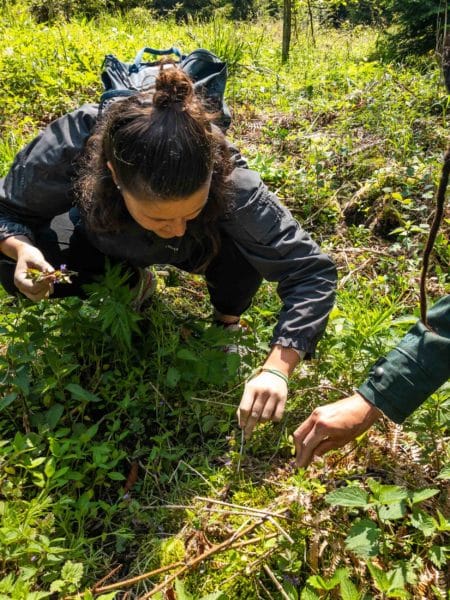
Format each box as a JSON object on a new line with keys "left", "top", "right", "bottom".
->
{"left": 237, "top": 371, "right": 288, "bottom": 439}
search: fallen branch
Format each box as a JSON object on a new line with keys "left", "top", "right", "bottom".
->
{"left": 137, "top": 518, "right": 267, "bottom": 599}
{"left": 93, "top": 562, "right": 184, "bottom": 594}
{"left": 258, "top": 578, "right": 277, "bottom": 600}
{"left": 263, "top": 564, "right": 292, "bottom": 600}
{"left": 92, "top": 564, "right": 123, "bottom": 591}
{"left": 267, "top": 516, "right": 294, "bottom": 544}
{"left": 194, "top": 496, "right": 290, "bottom": 521}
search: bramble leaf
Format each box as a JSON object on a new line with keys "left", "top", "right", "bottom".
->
{"left": 326, "top": 486, "right": 370, "bottom": 508}
{"left": 409, "top": 488, "right": 439, "bottom": 504}
{"left": 345, "top": 519, "right": 381, "bottom": 557}
{"left": 340, "top": 575, "right": 362, "bottom": 600}
{"left": 409, "top": 508, "right": 436, "bottom": 536}
{"left": 61, "top": 560, "right": 83, "bottom": 585}
{"left": 428, "top": 545, "right": 448, "bottom": 568}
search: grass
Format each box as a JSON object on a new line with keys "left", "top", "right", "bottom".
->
{"left": 0, "top": 4, "right": 449, "bottom": 599}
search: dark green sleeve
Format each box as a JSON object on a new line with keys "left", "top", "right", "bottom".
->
{"left": 358, "top": 295, "right": 450, "bottom": 423}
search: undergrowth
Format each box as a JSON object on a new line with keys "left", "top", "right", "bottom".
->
{"left": 0, "top": 4, "right": 448, "bottom": 599}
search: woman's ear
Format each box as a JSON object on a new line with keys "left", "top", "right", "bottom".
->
{"left": 106, "top": 161, "right": 118, "bottom": 186}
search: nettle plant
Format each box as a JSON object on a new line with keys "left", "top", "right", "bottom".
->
{"left": 301, "top": 477, "right": 450, "bottom": 599}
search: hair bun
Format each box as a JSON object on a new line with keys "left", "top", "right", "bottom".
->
{"left": 153, "top": 64, "right": 194, "bottom": 109}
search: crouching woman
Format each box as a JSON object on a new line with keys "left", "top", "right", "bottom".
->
{"left": 0, "top": 65, "right": 337, "bottom": 436}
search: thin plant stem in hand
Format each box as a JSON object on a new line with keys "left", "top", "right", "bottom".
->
{"left": 26, "top": 264, "right": 77, "bottom": 284}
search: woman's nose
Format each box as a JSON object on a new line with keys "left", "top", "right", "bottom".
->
{"left": 169, "top": 219, "right": 187, "bottom": 237}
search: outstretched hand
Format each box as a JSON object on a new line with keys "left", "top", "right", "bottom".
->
{"left": 293, "top": 392, "right": 382, "bottom": 467}
{"left": 15, "top": 245, "right": 55, "bottom": 301}
{"left": 237, "top": 370, "right": 288, "bottom": 440}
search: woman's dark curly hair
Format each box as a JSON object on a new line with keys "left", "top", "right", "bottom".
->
{"left": 76, "top": 63, "right": 233, "bottom": 271}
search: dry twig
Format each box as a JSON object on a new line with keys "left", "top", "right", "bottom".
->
{"left": 93, "top": 562, "right": 184, "bottom": 594}
{"left": 263, "top": 564, "right": 291, "bottom": 600}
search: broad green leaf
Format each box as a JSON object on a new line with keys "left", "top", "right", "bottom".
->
{"left": 108, "top": 471, "right": 126, "bottom": 481}
{"left": 166, "top": 366, "right": 180, "bottom": 387}
{"left": 50, "top": 580, "right": 64, "bottom": 593}
{"left": 340, "top": 576, "right": 362, "bottom": 600}
{"left": 29, "top": 457, "right": 47, "bottom": 468}
{"left": 308, "top": 569, "right": 349, "bottom": 591}
{"left": 80, "top": 424, "right": 99, "bottom": 443}
{"left": 174, "top": 579, "right": 193, "bottom": 600}
{"left": 65, "top": 383, "right": 101, "bottom": 403}
{"left": 428, "top": 545, "right": 448, "bottom": 568}
{"left": 345, "top": 519, "right": 381, "bottom": 557}
{"left": 308, "top": 574, "right": 339, "bottom": 591}
{"left": 226, "top": 351, "right": 240, "bottom": 375}
{"left": 19, "top": 566, "right": 38, "bottom": 582}
{"left": 66, "top": 471, "right": 84, "bottom": 481}
{"left": 325, "top": 486, "right": 369, "bottom": 507}
{"left": 300, "top": 585, "right": 321, "bottom": 600}
{"left": 377, "top": 485, "right": 409, "bottom": 504}
{"left": 61, "top": 560, "right": 83, "bottom": 584}
{"left": 378, "top": 500, "right": 407, "bottom": 520}
{"left": 436, "top": 465, "right": 450, "bottom": 480}
{"left": 434, "top": 510, "right": 450, "bottom": 532}
{"left": 176, "top": 349, "right": 198, "bottom": 361}
{"left": 387, "top": 565, "right": 408, "bottom": 591}
{"left": 45, "top": 403, "right": 64, "bottom": 429}
{"left": 15, "top": 367, "right": 30, "bottom": 394}
{"left": 409, "top": 508, "right": 436, "bottom": 537}
{"left": 332, "top": 568, "right": 351, "bottom": 585}
{"left": 0, "top": 392, "right": 17, "bottom": 411}
{"left": 367, "top": 561, "right": 389, "bottom": 592}
{"left": 44, "top": 458, "right": 56, "bottom": 479}
{"left": 278, "top": 581, "right": 298, "bottom": 600}
{"left": 409, "top": 488, "right": 439, "bottom": 504}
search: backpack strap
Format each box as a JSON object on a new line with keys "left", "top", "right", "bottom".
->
{"left": 130, "top": 46, "right": 183, "bottom": 73}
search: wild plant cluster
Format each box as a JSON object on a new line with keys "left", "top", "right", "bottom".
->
{"left": 0, "top": 4, "right": 448, "bottom": 599}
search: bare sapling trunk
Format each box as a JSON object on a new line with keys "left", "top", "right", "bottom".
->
{"left": 282, "top": 0, "right": 292, "bottom": 63}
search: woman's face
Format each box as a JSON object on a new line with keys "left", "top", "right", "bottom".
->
{"left": 108, "top": 163, "right": 210, "bottom": 238}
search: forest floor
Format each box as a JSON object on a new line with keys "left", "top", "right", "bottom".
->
{"left": 0, "top": 6, "right": 449, "bottom": 599}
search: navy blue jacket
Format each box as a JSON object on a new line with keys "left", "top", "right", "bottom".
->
{"left": 0, "top": 104, "right": 337, "bottom": 356}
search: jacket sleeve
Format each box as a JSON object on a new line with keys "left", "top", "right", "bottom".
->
{"left": 0, "top": 104, "right": 99, "bottom": 243}
{"left": 358, "top": 295, "right": 450, "bottom": 423}
{"left": 221, "top": 166, "right": 337, "bottom": 357}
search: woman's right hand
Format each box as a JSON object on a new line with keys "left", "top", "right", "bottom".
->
{"left": 14, "top": 244, "right": 55, "bottom": 301}
{"left": 293, "top": 393, "right": 382, "bottom": 467}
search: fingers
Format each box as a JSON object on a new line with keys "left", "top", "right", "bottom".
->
{"left": 14, "top": 255, "right": 55, "bottom": 301}
{"left": 15, "top": 272, "right": 55, "bottom": 301}
{"left": 294, "top": 419, "right": 329, "bottom": 468}
{"left": 238, "top": 387, "right": 271, "bottom": 440}
{"left": 294, "top": 395, "right": 382, "bottom": 468}
{"left": 237, "top": 373, "right": 287, "bottom": 440}
{"left": 314, "top": 438, "right": 347, "bottom": 458}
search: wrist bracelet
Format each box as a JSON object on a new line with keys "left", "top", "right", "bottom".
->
{"left": 247, "top": 366, "right": 289, "bottom": 386}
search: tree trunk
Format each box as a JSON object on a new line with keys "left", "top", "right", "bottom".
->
{"left": 443, "top": 32, "right": 450, "bottom": 93}
{"left": 282, "top": 0, "right": 292, "bottom": 63}
{"left": 306, "top": 0, "right": 316, "bottom": 46}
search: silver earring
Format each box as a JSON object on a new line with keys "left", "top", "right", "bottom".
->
{"left": 116, "top": 185, "right": 121, "bottom": 192}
